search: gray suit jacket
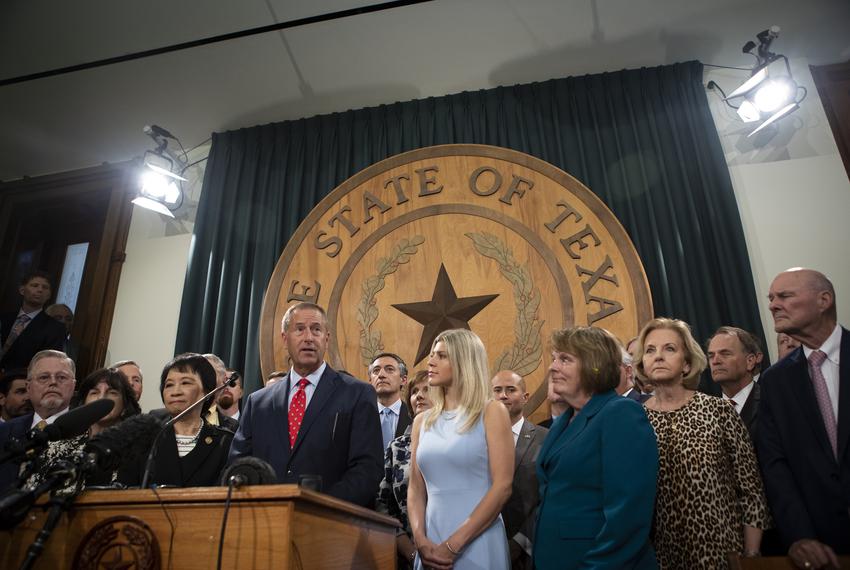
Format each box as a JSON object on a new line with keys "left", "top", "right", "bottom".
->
{"left": 502, "top": 419, "right": 548, "bottom": 546}
{"left": 739, "top": 381, "right": 760, "bottom": 440}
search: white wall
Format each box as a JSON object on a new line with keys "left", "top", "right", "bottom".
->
{"left": 705, "top": 59, "right": 850, "bottom": 361}
{"left": 106, "top": 148, "right": 207, "bottom": 412}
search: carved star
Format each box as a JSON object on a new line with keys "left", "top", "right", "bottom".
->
{"left": 392, "top": 264, "right": 499, "bottom": 365}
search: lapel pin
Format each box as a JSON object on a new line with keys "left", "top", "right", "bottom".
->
{"left": 205, "top": 436, "right": 213, "bottom": 445}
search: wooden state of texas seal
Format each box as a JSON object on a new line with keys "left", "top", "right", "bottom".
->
{"left": 260, "top": 144, "right": 652, "bottom": 419}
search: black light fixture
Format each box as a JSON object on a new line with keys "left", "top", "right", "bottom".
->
{"left": 133, "top": 125, "right": 187, "bottom": 218}
{"left": 708, "top": 26, "right": 807, "bottom": 136}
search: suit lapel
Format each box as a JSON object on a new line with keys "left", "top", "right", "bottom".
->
{"left": 290, "top": 367, "right": 339, "bottom": 457}
{"left": 273, "top": 375, "right": 293, "bottom": 465}
{"left": 514, "top": 419, "right": 535, "bottom": 468}
{"left": 395, "top": 403, "right": 412, "bottom": 438}
{"left": 545, "top": 392, "right": 616, "bottom": 462}
{"left": 740, "top": 382, "right": 759, "bottom": 430}
{"left": 538, "top": 410, "right": 572, "bottom": 470}
{"left": 836, "top": 327, "right": 850, "bottom": 462}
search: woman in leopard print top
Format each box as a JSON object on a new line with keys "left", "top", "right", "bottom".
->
{"left": 635, "top": 318, "right": 771, "bottom": 569}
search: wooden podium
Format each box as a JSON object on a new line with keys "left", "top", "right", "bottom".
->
{"left": 0, "top": 484, "right": 399, "bottom": 569}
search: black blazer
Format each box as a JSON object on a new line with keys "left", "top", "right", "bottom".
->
{"left": 395, "top": 401, "right": 412, "bottom": 439}
{"left": 115, "top": 422, "right": 233, "bottom": 488}
{"left": 228, "top": 365, "right": 384, "bottom": 507}
{"left": 739, "top": 381, "right": 760, "bottom": 440}
{"left": 0, "top": 412, "right": 34, "bottom": 491}
{"left": 756, "top": 328, "right": 850, "bottom": 553}
{"left": 0, "top": 311, "right": 66, "bottom": 371}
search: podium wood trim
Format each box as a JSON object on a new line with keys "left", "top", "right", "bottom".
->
{"left": 1, "top": 484, "right": 398, "bottom": 569}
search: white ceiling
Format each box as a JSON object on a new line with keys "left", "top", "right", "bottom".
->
{"left": 1, "top": 0, "right": 848, "bottom": 181}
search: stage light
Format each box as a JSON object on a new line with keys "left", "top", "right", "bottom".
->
{"left": 706, "top": 26, "right": 807, "bottom": 136}
{"left": 132, "top": 125, "right": 187, "bottom": 217}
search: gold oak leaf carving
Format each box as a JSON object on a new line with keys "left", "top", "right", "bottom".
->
{"left": 465, "top": 232, "right": 544, "bottom": 377}
{"left": 357, "top": 235, "right": 426, "bottom": 366}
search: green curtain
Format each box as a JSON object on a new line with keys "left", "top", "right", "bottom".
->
{"left": 176, "top": 60, "right": 766, "bottom": 393}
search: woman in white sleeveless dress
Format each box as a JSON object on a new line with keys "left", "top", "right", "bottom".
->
{"left": 407, "top": 329, "right": 513, "bottom": 570}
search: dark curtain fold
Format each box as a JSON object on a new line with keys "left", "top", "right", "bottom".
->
{"left": 176, "top": 60, "right": 766, "bottom": 394}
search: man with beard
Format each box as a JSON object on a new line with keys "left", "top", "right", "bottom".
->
{"left": 217, "top": 368, "right": 243, "bottom": 421}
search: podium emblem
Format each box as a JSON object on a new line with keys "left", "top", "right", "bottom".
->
{"left": 73, "top": 515, "right": 160, "bottom": 570}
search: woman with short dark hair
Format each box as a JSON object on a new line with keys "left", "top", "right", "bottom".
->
{"left": 534, "top": 326, "right": 659, "bottom": 569}
{"left": 117, "top": 353, "right": 233, "bottom": 488}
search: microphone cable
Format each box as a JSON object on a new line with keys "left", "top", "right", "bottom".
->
{"left": 215, "top": 477, "right": 239, "bottom": 570}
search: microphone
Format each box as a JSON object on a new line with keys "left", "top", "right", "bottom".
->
{"left": 83, "top": 413, "right": 167, "bottom": 474}
{"left": 139, "top": 372, "right": 239, "bottom": 488}
{"left": 0, "top": 399, "right": 114, "bottom": 465}
{"left": 219, "top": 457, "right": 277, "bottom": 487}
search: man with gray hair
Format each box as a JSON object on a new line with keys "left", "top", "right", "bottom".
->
{"left": 229, "top": 302, "right": 383, "bottom": 506}
{"left": 0, "top": 350, "right": 77, "bottom": 491}
{"left": 368, "top": 352, "right": 411, "bottom": 449}
{"left": 757, "top": 268, "right": 849, "bottom": 566}
{"left": 707, "top": 326, "right": 762, "bottom": 437}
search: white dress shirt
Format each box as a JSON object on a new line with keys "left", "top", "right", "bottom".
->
{"left": 722, "top": 381, "right": 755, "bottom": 415}
{"left": 31, "top": 406, "right": 69, "bottom": 429}
{"left": 287, "top": 362, "right": 327, "bottom": 409}
{"left": 803, "top": 324, "right": 842, "bottom": 421}
{"left": 511, "top": 416, "right": 525, "bottom": 446}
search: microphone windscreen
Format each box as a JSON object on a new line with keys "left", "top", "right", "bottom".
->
{"left": 85, "top": 413, "right": 167, "bottom": 472}
{"left": 219, "top": 457, "right": 277, "bottom": 486}
{"left": 52, "top": 399, "right": 115, "bottom": 439}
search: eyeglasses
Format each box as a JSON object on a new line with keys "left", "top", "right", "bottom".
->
{"left": 32, "top": 373, "right": 74, "bottom": 385}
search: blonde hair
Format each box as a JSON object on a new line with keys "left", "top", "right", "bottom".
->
{"left": 422, "top": 329, "right": 490, "bottom": 433}
{"left": 634, "top": 317, "right": 706, "bottom": 389}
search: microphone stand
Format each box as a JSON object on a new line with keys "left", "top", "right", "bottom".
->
{"left": 17, "top": 460, "right": 84, "bottom": 570}
{"left": 140, "top": 373, "right": 238, "bottom": 489}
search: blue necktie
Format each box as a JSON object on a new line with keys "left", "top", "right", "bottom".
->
{"left": 381, "top": 408, "right": 395, "bottom": 449}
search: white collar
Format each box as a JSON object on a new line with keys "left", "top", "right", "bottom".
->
{"left": 802, "top": 324, "right": 842, "bottom": 366}
{"left": 289, "top": 361, "right": 327, "bottom": 389}
{"left": 722, "top": 380, "right": 755, "bottom": 411}
{"left": 512, "top": 416, "right": 525, "bottom": 437}
{"left": 378, "top": 398, "right": 402, "bottom": 415}
{"left": 31, "top": 406, "right": 69, "bottom": 429}
{"left": 18, "top": 308, "right": 42, "bottom": 320}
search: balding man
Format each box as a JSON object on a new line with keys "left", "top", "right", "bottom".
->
{"left": 757, "top": 269, "right": 849, "bottom": 567}
{"left": 491, "top": 370, "right": 548, "bottom": 570}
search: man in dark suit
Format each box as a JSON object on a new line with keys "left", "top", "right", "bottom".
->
{"left": 368, "top": 352, "right": 411, "bottom": 449}
{"left": 0, "top": 272, "right": 66, "bottom": 372}
{"left": 491, "top": 370, "right": 548, "bottom": 570}
{"left": 228, "top": 302, "right": 383, "bottom": 507}
{"left": 757, "top": 269, "right": 849, "bottom": 567}
{"left": 707, "top": 326, "right": 762, "bottom": 438}
{"left": 0, "top": 350, "right": 76, "bottom": 491}
{"left": 617, "top": 347, "right": 652, "bottom": 403}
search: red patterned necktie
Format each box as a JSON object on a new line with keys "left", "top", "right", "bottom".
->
{"left": 808, "top": 350, "right": 837, "bottom": 458}
{"left": 288, "top": 378, "right": 310, "bottom": 448}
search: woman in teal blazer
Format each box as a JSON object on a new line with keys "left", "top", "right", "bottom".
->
{"left": 534, "top": 327, "right": 659, "bottom": 570}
